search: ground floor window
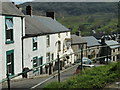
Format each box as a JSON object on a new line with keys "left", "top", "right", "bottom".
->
{"left": 6, "top": 50, "right": 14, "bottom": 76}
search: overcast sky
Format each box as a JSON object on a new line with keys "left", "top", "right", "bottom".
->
{"left": 1, "top": 0, "right": 119, "bottom": 4}
{"left": 10, "top": 0, "right": 120, "bottom": 3}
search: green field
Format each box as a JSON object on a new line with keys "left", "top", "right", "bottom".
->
{"left": 44, "top": 62, "right": 120, "bottom": 88}
{"left": 57, "top": 13, "right": 118, "bottom": 36}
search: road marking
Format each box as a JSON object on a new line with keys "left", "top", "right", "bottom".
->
{"left": 31, "top": 76, "right": 55, "bottom": 89}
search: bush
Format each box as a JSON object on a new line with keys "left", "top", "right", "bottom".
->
{"left": 44, "top": 62, "right": 120, "bottom": 88}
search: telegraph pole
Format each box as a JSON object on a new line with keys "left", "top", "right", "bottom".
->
{"left": 6, "top": 70, "right": 10, "bottom": 90}
{"left": 57, "top": 53, "right": 60, "bottom": 82}
{"left": 81, "top": 45, "right": 83, "bottom": 71}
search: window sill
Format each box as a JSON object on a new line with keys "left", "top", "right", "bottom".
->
{"left": 5, "top": 41, "right": 14, "bottom": 44}
{"left": 47, "top": 45, "right": 50, "bottom": 48}
{"left": 33, "top": 48, "right": 37, "bottom": 51}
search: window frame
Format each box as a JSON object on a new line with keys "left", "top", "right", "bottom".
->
{"left": 5, "top": 16, "right": 14, "bottom": 44}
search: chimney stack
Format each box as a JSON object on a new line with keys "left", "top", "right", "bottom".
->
{"left": 12, "top": 2, "right": 15, "bottom": 4}
{"left": 26, "top": 5, "right": 32, "bottom": 16}
{"left": 76, "top": 31, "right": 81, "bottom": 36}
{"left": 46, "top": 12, "right": 55, "bottom": 19}
{"left": 16, "top": 5, "right": 20, "bottom": 9}
{"left": 101, "top": 38, "right": 105, "bottom": 45}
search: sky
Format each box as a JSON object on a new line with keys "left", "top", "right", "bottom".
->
{"left": 1, "top": 0, "right": 119, "bottom": 4}
{"left": 10, "top": 0, "right": 120, "bottom": 3}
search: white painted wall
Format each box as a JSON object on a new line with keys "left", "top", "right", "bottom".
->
{"left": 0, "top": 15, "right": 24, "bottom": 80}
{"left": 23, "top": 31, "right": 74, "bottom": 75}
{"left": 0, "top": 15, "right": 3, "bottom": 81}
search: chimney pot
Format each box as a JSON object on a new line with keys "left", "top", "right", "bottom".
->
{"left": 46, "top": 12, "right": 55, "bottom": 19}
{"left": 26, "top": 5, "right": 32, "bottom": 16}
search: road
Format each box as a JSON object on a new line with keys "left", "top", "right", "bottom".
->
{"left": 1, "top": 65, "right": 78, "bottom": 89}
{"left": 1, "top": 63, "right": 103, "bottom": 89}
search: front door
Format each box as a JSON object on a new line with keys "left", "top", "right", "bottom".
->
{"left": 6, "top": 50, "right": 14, "bottom": 76}
{"left": 39, "top": 56, "right": 43, "bottom": 74}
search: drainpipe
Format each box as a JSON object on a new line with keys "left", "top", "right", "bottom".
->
{"left": 21, "top": 17, "right": 24, "bottom": 69}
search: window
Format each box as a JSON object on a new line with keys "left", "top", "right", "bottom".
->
{"left": 33, "top": 57, "right": 38, "bottom": 73}
{"left": 6, "top": 50, "right": 14, "bottom": 76}
{"left": 58, "top": 41, "right": 61, "bottom": 52}
{"left": 58, "top": 33, "right": 60, "bottom": 38}
{"left": 118, "top": 48, "right": 120, "bottom": 51}
{"left": 5, "top": 17, "right": 14, "bottom": 44}
{"left": 46, "top": 53, "right": 50, "bottom": 63}
{"left": 46, "top": 35, "right": 50, "bottom": 47}
{"left": 113, "top": 49, "right": 115, "bottom": 52}
{"left": 66, "top": 32, "right": 68, "bottom": 36}
{"left": 33, "top": 37, "right": 37, "bottom": 51}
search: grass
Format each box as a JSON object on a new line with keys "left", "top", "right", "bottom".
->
{"left": 44, "top": 62, "right": 120, "bottom": 88}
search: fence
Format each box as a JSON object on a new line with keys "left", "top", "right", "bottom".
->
{"left": 0, "top": 43, "right": 120, "bottom": 89}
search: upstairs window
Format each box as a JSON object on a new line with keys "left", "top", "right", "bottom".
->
{"left": 5, "top": 17, "right": 14, "bottom": 44}
{"left": 46, "top": 35, "right": 50, "bottom": 47}
{"left": 33, "top": 37, "right": 37, "bottom": 51}
{"left": 58, "top": 33, "right": 60, "bottom": 38}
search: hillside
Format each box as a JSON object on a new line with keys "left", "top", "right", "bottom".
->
{"left": 19, "top": 2, "right": 118, "bottom": 17}
{"left": 57, "top": 13, "right": 118, "bottom": 36}
{"left": 19, "top": 2, "right": 119, "bottom": 36}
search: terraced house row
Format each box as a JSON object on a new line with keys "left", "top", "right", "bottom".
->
{"left": 1, "top": 1, "right": 120, "bottom": 81}
{"left": 0, "top": 2, "right": 74, "bottom": 80}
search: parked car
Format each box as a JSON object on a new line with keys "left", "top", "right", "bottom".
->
{"left": 74, "top": 57, "right": 93, "bottom": 64}
{"left": 82, "top": 57, "right": 93, "bottom": 64}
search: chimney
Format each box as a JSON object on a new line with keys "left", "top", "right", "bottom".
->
{"left": 12, "top": 2, "right": 15, "bottom": 4}
{"left": 76, "top": 31, "right": 81, "bottom": 36}
{"left": 16, "top": 5, "right": 20, "bottom": 9}
{"left": 26, "top": 5, "right": 32, "bottom": 16}
{"left": 46, "top": 12, "right": 55, "bottom": 19}
{"left": 101, "top": 38, "right": 105, "bottom": 45}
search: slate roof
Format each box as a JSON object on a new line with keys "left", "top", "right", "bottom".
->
{"left": 25, "top": 15, "right": 70, "bottom": 36}
{"left": 32, "top": 16, "right": 69, "bottom": 33}
{"left": 83, "top": 36, "right": 101, "bottom": 47}
{"left": 25, "top": 15, "right": 52, "bottom": 36}
{"left": 1, "top": 2, "right": 24, "bottom": 16}
{"left": 71, "top": 35, "right": 87, "bottom": 45}
{"left": 105, "top": 40, "right": 120, "bottom": 49}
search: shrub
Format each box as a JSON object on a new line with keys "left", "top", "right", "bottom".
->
{"left": 44, "top": 62, "right": 120, "bottom": 88}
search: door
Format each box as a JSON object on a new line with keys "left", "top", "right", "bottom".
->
{"left": 39, "top": 56, "right": 43, "bottom": 74}
{"left": 6, "top": 50, "right": 14, "bottom": 76}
